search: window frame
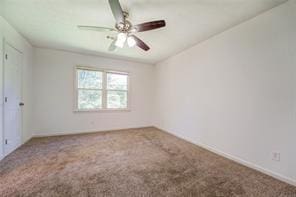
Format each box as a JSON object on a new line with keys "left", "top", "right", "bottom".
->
{"left": 74, "top": 66, "right": 130, "bottom": 112}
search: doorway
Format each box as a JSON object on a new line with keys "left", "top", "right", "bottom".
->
{"left": 3, "top": 42, "right": 23, "bottom": 156}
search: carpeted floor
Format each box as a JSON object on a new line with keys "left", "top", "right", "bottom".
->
{"left": 0, "top": 127, "right": 295, "bottom": 197}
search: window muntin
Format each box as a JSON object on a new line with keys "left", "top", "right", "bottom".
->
{"left": 76, "top": 67, "right": 129, "bottom": 111}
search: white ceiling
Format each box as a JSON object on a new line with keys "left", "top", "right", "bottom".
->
{"left": 1, "top": 0, "right": 287, "bottom": 64}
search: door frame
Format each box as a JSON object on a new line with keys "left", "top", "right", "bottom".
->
{"left": 2, "top": 39, "right": 23, "bottom": 157}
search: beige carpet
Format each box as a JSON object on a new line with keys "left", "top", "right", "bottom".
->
{"left": 0, "top": 127, "right": 295, "bottom": 197}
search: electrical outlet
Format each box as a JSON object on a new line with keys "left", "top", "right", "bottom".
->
{"left": 272, "top": 151, "right": 280, "bottom": 161}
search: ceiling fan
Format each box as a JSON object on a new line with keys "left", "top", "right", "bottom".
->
{"left": 78, "top": 0, "right": 166, "bottom": 52}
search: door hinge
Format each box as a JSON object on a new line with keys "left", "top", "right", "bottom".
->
{"left": 4, "top": 97, "right": 7, "bottom": 103}
{"left": 5, "top": 54, "right": 8, "bottom": 60}
{"left": 5, "top": 139, "right": 8, "bottom": 145}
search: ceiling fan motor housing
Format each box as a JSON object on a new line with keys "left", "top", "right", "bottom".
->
{"left": 115, "top": 20, "right": 132, "bottom": 33}
{"left": 115, "top": 11, "right": 132, "bottom": 33}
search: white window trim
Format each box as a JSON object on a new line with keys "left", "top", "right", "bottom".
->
{"left": 73, "top": 66, "right": 131, "bottom": 112}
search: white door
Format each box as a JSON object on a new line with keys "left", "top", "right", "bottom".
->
{"left": 3, "top": 43, "right": 23, "bottom": 156}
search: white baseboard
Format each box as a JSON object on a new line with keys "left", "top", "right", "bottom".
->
{"left": 154, "top": 126, "right": 296, "bottom": 187}
{"left": 197, "top": 141, "right": 296, "bottom": 187}
{"left": 32, "top": 126, "right": 154, "bottom": 138}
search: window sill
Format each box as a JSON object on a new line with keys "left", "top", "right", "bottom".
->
{"left": 73, "top": 109, "right": 131, "bottom": 113}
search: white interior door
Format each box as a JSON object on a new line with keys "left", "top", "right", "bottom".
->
{"left": 3, "top": 43, "right": 22, "bottom": 156}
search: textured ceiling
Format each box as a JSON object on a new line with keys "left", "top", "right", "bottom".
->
{"left": 1, "top": 0, "right": 287, "bottom": 64}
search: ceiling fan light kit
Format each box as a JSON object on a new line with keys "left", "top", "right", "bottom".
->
{"left": 78, "top": 0, "right": 166, "bottom": 52}
{"left": 115, "top": 33, "right": 127, "bottom": 48}
{"left": 127, "top": 36, "right": 136, "bottom": 47}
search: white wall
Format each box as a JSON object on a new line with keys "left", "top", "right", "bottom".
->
{"left": 32, "top": 48, "right": 154, "bottom": 136}
{"left": 154, "top": 0, "right": 296, "bottom": 185}
{"left": 0, "top": 16, "right": 33, "bottom": 159}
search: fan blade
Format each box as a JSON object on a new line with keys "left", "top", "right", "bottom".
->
{"left": 108, "top": 39, "right": 117, "bottom": 51}
{"left": 108, "top": 0, "right": 124, "bottom": 23}
{"left": 78, "top": 25, "right": 115, "bottom": 32}
{"left": 133, "top": 20, "right": 166, "bottom": 32}
{"left": 130, "top": 35, "right": 150, "bottom": 51}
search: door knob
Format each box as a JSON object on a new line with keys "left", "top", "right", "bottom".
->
{"left": 19, "top": 102, "right": 24, "bottom": 106}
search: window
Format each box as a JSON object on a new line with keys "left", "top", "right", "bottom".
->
{"left": 76, "top": 67, "right": 129, "bottom": 111}
{"left": 107, "top": 72, "right": 128, "bottom": 109}
{"left": 77, "top": 69, "right": 103, "bottom": 110}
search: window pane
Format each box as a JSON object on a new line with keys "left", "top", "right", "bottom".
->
{"left": 107, "top": 73, "right": 128, "bottom": 90}
{"left": 107, "top": 91, "right": 127, "bottom": 109}
{"left": 78, "top": 69, "right": 102, "bottom": 89}
{"left": 78, "top": 90, "right": 102, "bottom": 109}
